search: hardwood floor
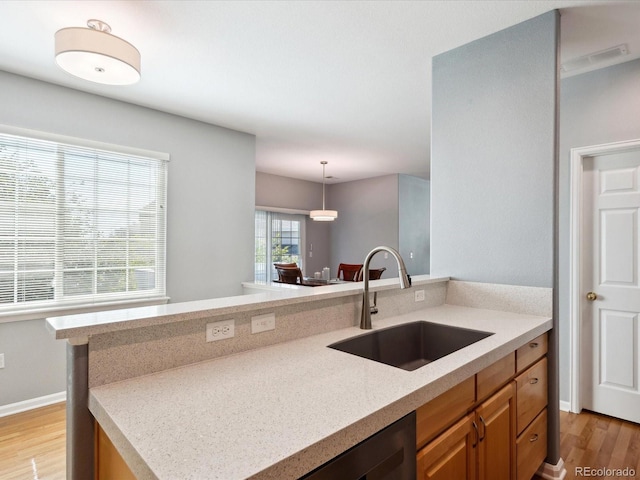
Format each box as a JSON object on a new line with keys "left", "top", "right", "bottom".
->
{"left": 0, "top": 402, "right": 65, "bottom": 480}
{"left": 0, "top": 403, "right": 638, "bottom": 479}
{"left": 556, "top": 410, "right": 640, "bottom": 480}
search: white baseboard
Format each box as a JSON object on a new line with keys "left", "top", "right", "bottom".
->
{"left": 559, "top": 400, "right": 571, "bottom": 412}
{"left": 0, "top": 391, "right": 66, "bottom": 418}
{"left": 537, "top": 457, "right": 567, "bottom": 480}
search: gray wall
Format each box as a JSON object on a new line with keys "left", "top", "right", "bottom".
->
{"left": 558, "top": 58, "right": 640, "bottom": 403}
{"left": 255, "top": 172, "right": 330, "bottom": 275}
{"left": 399, "top": 175, "right": 430, "bottom": 275}
{"left": 255, "top": 172, "right": 429, "bottom": 278}
{"left": 431, "top": 12, "right": 557, "bottom": 288}
{"left": 430, "top": 11, "right": 560, "bottom": 464}
{"left": 329, "top": 175, "right": 400, "bottom": 275}
{"left": 0, "top": 71, "right": 255, "bottom": 406}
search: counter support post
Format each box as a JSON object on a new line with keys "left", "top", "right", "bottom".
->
{"left": 66, "top": 341, "right": 94, "bottom": 479}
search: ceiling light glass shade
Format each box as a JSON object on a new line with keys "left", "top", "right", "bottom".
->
{"left": 55, "top": 23, "right": 140, "bottom": 85}
{"left": 310, "top": 209, "right": 338, "bottom": 221}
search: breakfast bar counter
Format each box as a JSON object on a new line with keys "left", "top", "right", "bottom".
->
{"left": 88, "top": 304, "right": 551, "bottom": 479}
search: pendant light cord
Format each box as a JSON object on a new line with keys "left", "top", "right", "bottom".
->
{"left": 322, "top": 162, "right": 327, "bottom": 209}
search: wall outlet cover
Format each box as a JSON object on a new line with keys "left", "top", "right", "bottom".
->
{"left": 0, "top": 353, "right": 4, "bottom": 369}
{"left": 415, "top": 290, "right": 425, "bottom": 302}
{"left": 206, "top": 319, "right": 235, "bottom": 342}
{"left": 251, "top": 313, "right": 276, "bottom": 334}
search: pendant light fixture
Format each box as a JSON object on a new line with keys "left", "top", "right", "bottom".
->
{"left": 55, "top": 19, "right": 141, "bottom": 85}
{"left": 310, "top": 161, "right": 338, "bottom": 222}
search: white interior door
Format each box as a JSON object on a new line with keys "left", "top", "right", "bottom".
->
{"left": 581, "top": 148, "right": 640, "bottom": 423}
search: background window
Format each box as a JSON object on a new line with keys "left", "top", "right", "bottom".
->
{"left": 0, "top": 130, "right": 167, "bottom": 313}
{"left": 255, "top": 211, "right": 305, "bottom": 283}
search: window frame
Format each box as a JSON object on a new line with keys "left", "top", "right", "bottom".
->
{"left": 0, "top": 125, "right": 170, "bottom": 323}
{"left": 254, "top": 208, "right": 306, "bottom": 283}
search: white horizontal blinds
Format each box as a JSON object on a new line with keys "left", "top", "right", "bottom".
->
{"left": 254, "top": 210, "right": 268, "bottom": 283}
{"left": 254, "top": 210, "right": 304, "bottom": 283}
{"left": 0, "top": 132, "right": 167, "bottom": 312}
{"left": 271, "top": 212, "right": 302, "bottom": 267}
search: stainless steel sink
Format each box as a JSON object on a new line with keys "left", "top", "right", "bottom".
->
{"left": 328, "top": 321, "right": 493, "bottom": 371}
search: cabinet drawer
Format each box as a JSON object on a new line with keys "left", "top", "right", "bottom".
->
{"left": 516, "top": 409, "right": 547, "bottom": 480}
{"left": 477, "top": 352, "right": 515, "bottom": 402}
{"left": 516, "top": 357, "right": 547, "bottom": 434}
{"left": 416, "top": 376, "right": 475, "bottom": 448}
{"left": 516, "top": 333, "right": 548, "bottom": 373}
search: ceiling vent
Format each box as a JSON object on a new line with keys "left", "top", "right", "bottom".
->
{"left": 561, "top": 44, "right": 629, "bottom": 73}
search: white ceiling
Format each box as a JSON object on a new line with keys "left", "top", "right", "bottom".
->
{"left": 1, "top": 1, "right": 639, "bottom": 183}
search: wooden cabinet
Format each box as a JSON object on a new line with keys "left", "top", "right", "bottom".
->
{"left": 516, "top": 333, "right": 548, "bottom": 372}
{"left": 95, "top": 423, "right": 136, "bottom": 480}
{"left": 515, "top": 358, "right": 548, "bottom": 480}
{"left": 417, "top": 414, "right": 476, "bottom": 480}
{"left": 515, "top": 358, "right": 547, "bottom": 434}
{"left": 476, "top": 383, "right": 516, "bottom": 480}
{"left": 416, "top": 376, "right": 475, "bottom": 448}
{"left": 476, "top": 352, "right": 515, "bottom": 402}
{"left": 415, "top": 332, "right": 549, "bottom": 480}
{"left": 516, "top": 409, "right": 547, "bottom": 480}
{"left": 417, "top": 383, "right": 516, "bottom": 480}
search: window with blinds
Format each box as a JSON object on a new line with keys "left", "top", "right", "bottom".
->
{"left": 0, "top": 129, "right": 167, "bottom": 314}
{"left": 255, "top": 210, "right": 305, "bottom": 283}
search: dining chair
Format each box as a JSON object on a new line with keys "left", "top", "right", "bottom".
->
{"left": 358, "top": 267, "right": 386, "bottom": 281}
{"left": 337, "top": 263, "right": 363, "bottom": 282}
{"left": 273, "top": 262, "right": 298, "bottom": 268}
{"left": 275, "top": 265, "right": 304, "bottom": 284}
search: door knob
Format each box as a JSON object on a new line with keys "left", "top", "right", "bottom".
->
{"left": 586, "top": 292, "right": 598, "bottom": 301}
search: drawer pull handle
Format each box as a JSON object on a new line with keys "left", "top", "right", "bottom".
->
{"left": 530, "top": 378, "right": 539, "bottom": 384}
{"left": 530, "top": 342, "right": 539, "bottom": 348}
{"left": 529, "top": 434, "right": 539, "bottom": 442}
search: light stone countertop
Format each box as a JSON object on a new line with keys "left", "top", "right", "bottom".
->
{"left": 46, "top": 274, "right": 448, "bottom": 340}
{"left": 89, "top": 303, "right": 552, "bottom": 480}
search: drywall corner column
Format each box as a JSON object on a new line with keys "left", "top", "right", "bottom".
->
{"left": 431, "top": 9, "right": 560, "bottom": 465}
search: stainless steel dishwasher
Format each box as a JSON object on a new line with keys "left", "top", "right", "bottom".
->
{"left": 300, "top": 411, "right": 416, "bottom": 480}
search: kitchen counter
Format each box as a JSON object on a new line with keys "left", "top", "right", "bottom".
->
{"left": 89, "top": 303, "right": 551, "bottom": 480}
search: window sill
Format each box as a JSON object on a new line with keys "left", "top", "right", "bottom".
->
{"left": 0, "top": 297, "right": 171, "bottom": 324}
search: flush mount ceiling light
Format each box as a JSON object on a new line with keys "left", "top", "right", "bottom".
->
{"left": 310, "top": 161, "right": 338, "bottom": 222}
{"left": 55, "top": 19, "right": 141, "bottom": 85}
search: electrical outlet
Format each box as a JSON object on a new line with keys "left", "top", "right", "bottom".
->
{"left": 414, "top": 290, "right": 425, "bottom": 302}
{"left": 0, "top": 353, "right": 4, "bottom": 369}
{"left": 251, "top": 313, "right": 276, "bottom": 334}
{"left": 206, "top": 319, "right": 235, "bottom": 342}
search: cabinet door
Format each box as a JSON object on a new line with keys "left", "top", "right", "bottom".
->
{"left": 476, "top": 382, "right": 516, "bottom": 480}
{"left": 416, "top": 413, "right": 476, "bottom": 480}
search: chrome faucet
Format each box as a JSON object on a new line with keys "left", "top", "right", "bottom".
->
{"left": 360, "top": 246, "right": 411, "bottom": 329}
